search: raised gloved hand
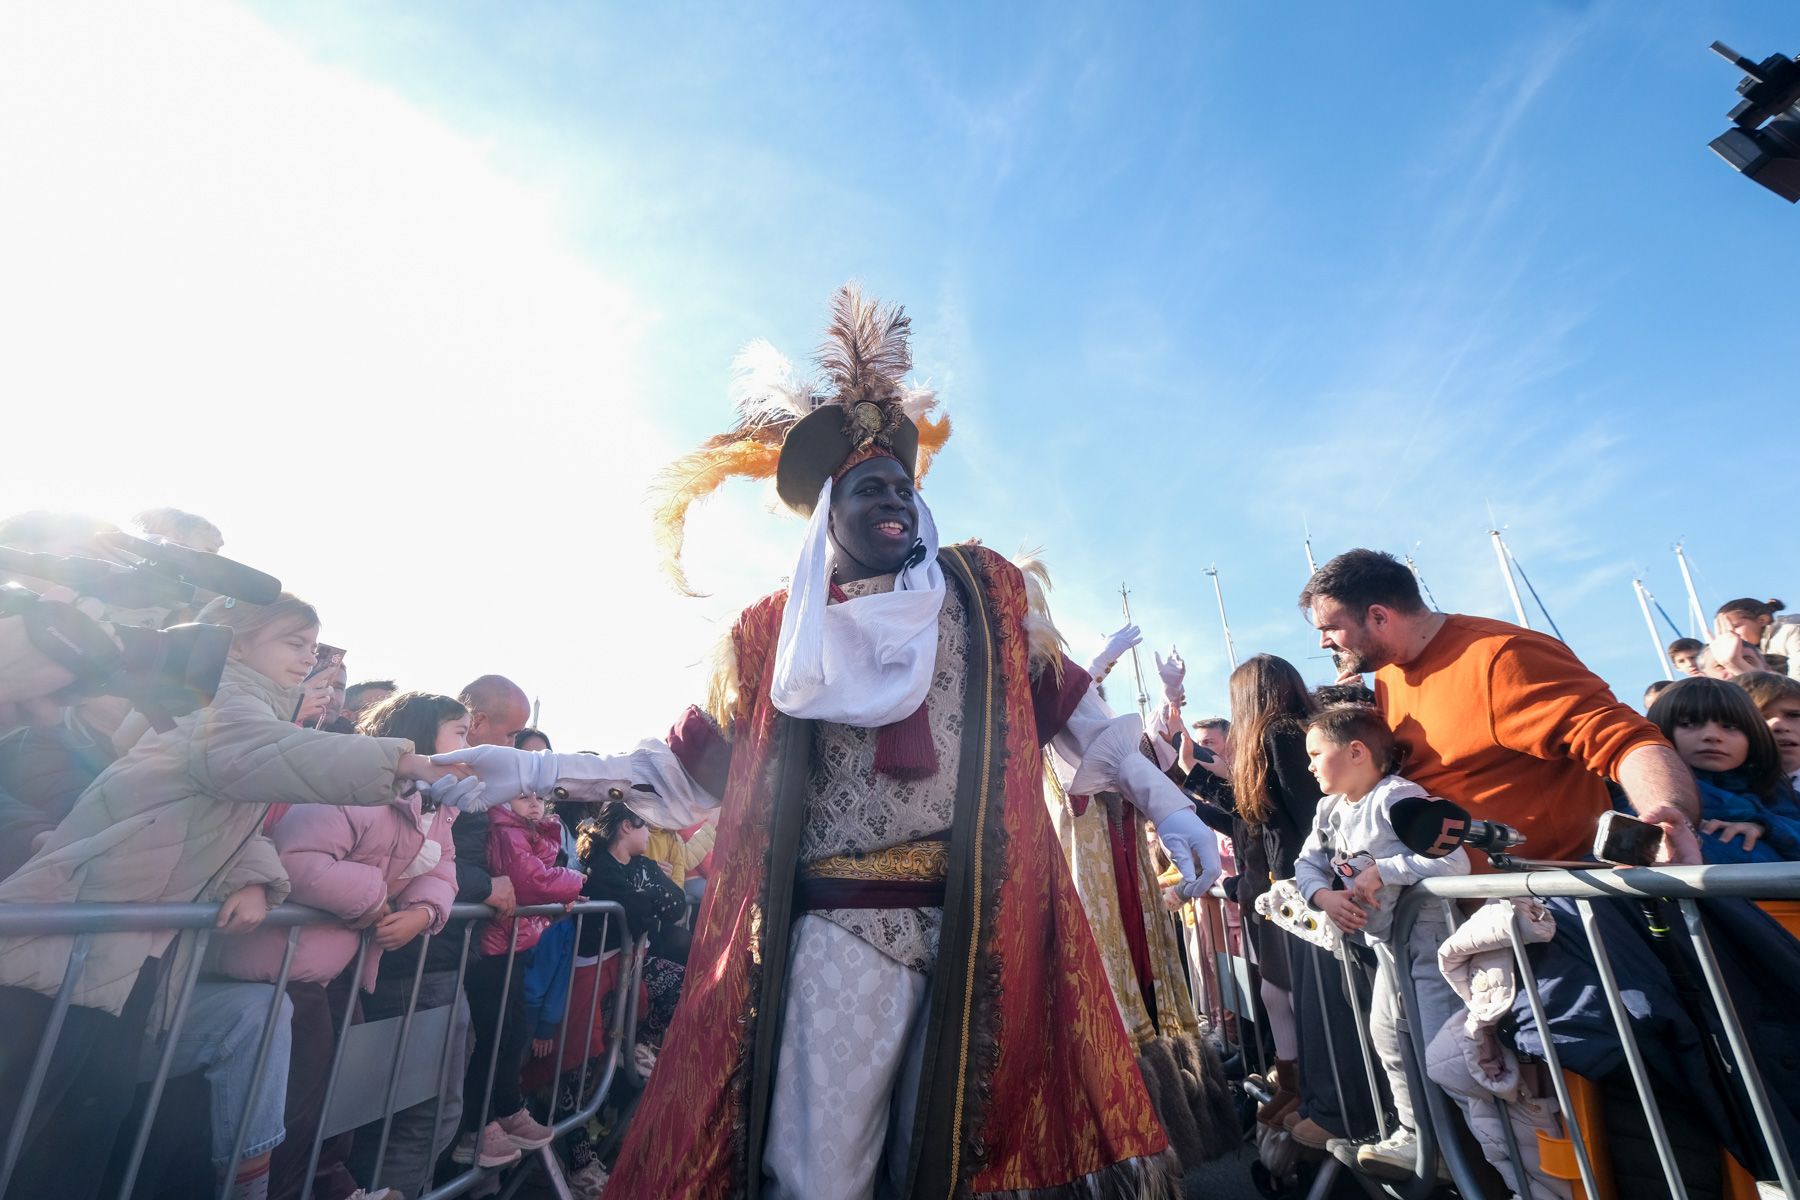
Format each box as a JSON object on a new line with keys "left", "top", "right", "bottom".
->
{"left": 1155, "top": 646, "right": 1186, "bottom": 705}
{"left": 1089, "top": 623, "right": 1142, "bottom": 683}
{"left": 429, "top": 744, "right": 555, "bottom": 800}
{"left": 424, "top": 773, "right": 490, "bottom": 813}
{"left": 1156, "top": 806, "right": 1218, "bottom": 899}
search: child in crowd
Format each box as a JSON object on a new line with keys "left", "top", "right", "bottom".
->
{"left": 1293, "top": 704, "right": 1470, "bottom": 1179}
{"left": 344, "top": 693, "right": 486, "bottom": 1199}
{"left": 577, "top": 801, "right": 690, "bottom": 1043}
{"left": 1644, "top": 679, "right": 1675, "bottom": 712}
{"left": 1649, "top": 677, "right": 1800, "bottom": 863}
{"left": 216, "top": 689, "right": 475, "bottom": 1200}
{"left": 0, "top": 594, "right": 461, "bottom": 1200}
{"left": 1669, "top": 637, "right": 1706, "bottom": 678}
{"left": 455, "top": 789, "right": 585, "bottom": 1169}
{"left": 1738, "top": 671, "right": 1800, "bottom": 788}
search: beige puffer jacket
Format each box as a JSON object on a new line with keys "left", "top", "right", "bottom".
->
{"left": 0, "top": 660, "right": 411, "bottom": 1017}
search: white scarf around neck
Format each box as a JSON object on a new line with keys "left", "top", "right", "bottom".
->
{"left": 770, "top": 476, "right": 945, "bottom": 727}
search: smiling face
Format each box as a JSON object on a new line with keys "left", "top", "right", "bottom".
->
{"left": 233, "top": 619, "right": 320, "bottom": 689}
{"left": 827, "top": 456, "right": 918, "bottom": 582}
{"left": 1671, "top": 718, "right": 1751, "bottom": 774}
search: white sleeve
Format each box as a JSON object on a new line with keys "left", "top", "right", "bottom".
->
{"left": 543, "top": 739, "right": 723, "bottom": 828}
{"left": 1051, "top": 691, "right": 1191, "bottom": 825}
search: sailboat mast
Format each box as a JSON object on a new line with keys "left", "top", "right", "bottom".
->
{"left": 1489, "top": 530, "right": 1531, "bottom": 629}
{"left": 1634, "top": 580, "right": 1674, "bottom": 680}
{"left": 1674, "top": 543, "right": 1708, "bottom": 636}
{"left": 1205, "top": 566, "right": 1238, "bottom": 668}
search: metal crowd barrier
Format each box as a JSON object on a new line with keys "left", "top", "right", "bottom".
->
{"left": 1176, "top": 864, "right": 1800, "bottom": 1200}
{"left": 0, "top": 899, "right": 643, "bottom": 1200}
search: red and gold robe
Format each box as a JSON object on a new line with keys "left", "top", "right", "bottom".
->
{"left": 607, "top": 544, "right": 1175, "bottom": 1199}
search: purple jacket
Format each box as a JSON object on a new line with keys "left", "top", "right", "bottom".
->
{"left": 216, "top": 792, "right": 457, "bottom": 989}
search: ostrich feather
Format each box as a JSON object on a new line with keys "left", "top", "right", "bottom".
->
{"left": 914, "top": 414, "right": 952, "bottom": 481}
{"left": 1011, "top": 549, "right": 1068, "bottom": 681}
{"left": 898, "top": 382, "right": 939, "bottom": 423}
{"left": 816, "top": 283, "right": 911, "bottom": 399}
{"left": 729, "top": 338, "right": 816, "bottom": 430}
{"left": 649, "top": 437, "right": 782, "bottom": 596}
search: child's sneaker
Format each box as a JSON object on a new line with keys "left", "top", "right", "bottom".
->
{"left": 568, "top": 1161, "right": 608, "bottom": 1199}
{"left": 1356, "top": 1127, "right": 1418, "bottom": 1181}
{"left": 452, "top": 1123, "right": 525, "bottom": 1169}
{"left": 496, "top": 1107, "right": 556, "bottom": 1151}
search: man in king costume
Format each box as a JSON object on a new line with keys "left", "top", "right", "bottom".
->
{"left": 436, "top": 285, "right": 1221, "bottom": 1199}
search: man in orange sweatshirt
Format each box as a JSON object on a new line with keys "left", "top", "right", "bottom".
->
{"left": 1299, "top": 549, "right": 1701, "bottom": 867}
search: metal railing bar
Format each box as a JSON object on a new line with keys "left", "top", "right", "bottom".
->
{"left": 218, "top": 925, "right": 299, "bottom": 1200}
{"left": 1308, "top": 939, "right": 1352, "bottom": 1144}
{"left": 369, "top": 928, "right": 431, "bottom": 1193}
{"left": 1506, "top": 909, "right": 1601, "bottom": 1200}
{"left": 1676, "top": 898, "right": 1798, "bottom": 1197}
{"left": 0, "top": 930, "right": 92, "bottom": 1196}
{"left": 427, "top": 923, "right": 475, "bottom": 1191}
{"left": 117, "top": 926, "right": 211, "bottom": 1200}
{"left": 299, "top": 935, "right": 373, "bottom": 1200}
{"left": 474, "top": 919, "right": 524, "bottom": 1140}
{"left": 546, "top": 913, "right": 582, "bottom": 1129}
{"left": 1339, "top": 943, "right": 1388, "bottom": 1141}
{"left": 1414, "top": 862, "right": 1800, "bottom": 903}
{"left": 1574, "top": 898, "right": 1688, "bottom": 1200}
{"left": 573, "top": 913, "right": 610, "bottom": 1106}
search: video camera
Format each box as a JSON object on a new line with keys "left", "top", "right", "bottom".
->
{"left": 0, "top": 525, "right": 283, "bottom": 728}
{"left": 1708, "top": 41, "right": 1800, "bottom": 203}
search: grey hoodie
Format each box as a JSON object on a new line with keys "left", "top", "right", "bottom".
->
{"left": 1292, "top": 774, "right": 1470, "bottom": 942}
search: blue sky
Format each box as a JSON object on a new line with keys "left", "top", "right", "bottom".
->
{"left": 4, "top": 1, "right": 1795, "bottom": 735}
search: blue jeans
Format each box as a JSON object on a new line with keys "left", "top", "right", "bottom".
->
{"left": 141, "top": 980, "right": 293, "bottom": 1165}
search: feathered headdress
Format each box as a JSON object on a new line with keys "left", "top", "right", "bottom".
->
{"left": 651, "top": 283, "right": 952, "bottom": 595}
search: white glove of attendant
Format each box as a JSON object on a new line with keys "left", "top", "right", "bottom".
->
{"left": 1156, "top": 806, "right": 1220, "bottom": 899}
{"left": 424, "top": 773, "right": 490, "bottom": 813}
{"left": 429, "top": 744, "right": 555, "bottom": 799}
{"left": 1155, "top": 646, "right": 1186, "bottom": 705}
{"left": 1088, "top": 623, "right": 1142, "bottom": 683}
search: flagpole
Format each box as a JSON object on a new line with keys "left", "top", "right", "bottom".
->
{"left": 1489, "top": 529, "right": 1531, "bottom": 628}
{"left": 1674, "top": 542, "right": 1708, "bottom": 636}
{"left": 1120, "top": 584, "right": 1150, "bottom": 724}
{"left": 1405, "top": 552, "right": 1439, "bottom": 611}
{"left": 1634, "top": 580, "right": 1674, "bottom": 680}
{"left": 1303, "top": 519, "right": 1318, "bottom": 576}
{"left": 1205, "top": 566, "right": 1238, "bottom": 668}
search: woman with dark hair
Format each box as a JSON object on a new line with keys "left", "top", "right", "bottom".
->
{"left": 513, "top": 728, "right": 552, "bottom": 752}
{"left": 1715, "top": 598, "right": 1800, "bottom": 680}
{"left": 1189, "top": 653, "right": 1320, "bottom": 1130}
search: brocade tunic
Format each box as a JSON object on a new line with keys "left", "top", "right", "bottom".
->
{"left": 799, "top": 573, "right": 969, "bottom": 971}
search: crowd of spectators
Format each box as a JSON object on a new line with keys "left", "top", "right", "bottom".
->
{"left": 0, "top": 514, "right": 1794, "bottom": 1200}
{"left": 0, "top": 509, "right": 714, "bottom": 1200}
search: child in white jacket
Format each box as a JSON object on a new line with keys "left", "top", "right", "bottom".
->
{"left": 1292, "top": 704, "right": 1469, "bottom": 1181}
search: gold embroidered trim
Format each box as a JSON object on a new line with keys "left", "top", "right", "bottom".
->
{"left": 801, "top": 839, "right": 949, "bottom": 883}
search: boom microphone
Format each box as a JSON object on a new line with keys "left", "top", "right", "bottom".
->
{"left": 1390, "top": 794, "right": 1525, "bottom": 858}
{"left": 101, "top": 531, "right": 282, "bottom": 605}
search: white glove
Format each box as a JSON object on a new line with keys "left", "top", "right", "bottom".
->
{"left": 1088, "top": 623, "right": 1142, "bottom": 682}
{"left": 1155, "top": 646, "right": 1186, "bottom": 705}
{"left": 428, "top": 744, "right": 555, "bottom": 799}
{"left": 424, "top": 773, "right": 490, "bottom": 813}
{"left": 1156, "top": 806, "right": 1218, "bottom": 897}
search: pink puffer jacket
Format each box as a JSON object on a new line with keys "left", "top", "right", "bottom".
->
{"left": 479, "top": 805, "right": 583, "bottom": 958}
{"left": 215, "top": 792, "right": 457, "bottom": 990}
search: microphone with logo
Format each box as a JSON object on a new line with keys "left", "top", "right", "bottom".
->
{"left": 1389, "top": 795, "right": 1526, "bottom": 865}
